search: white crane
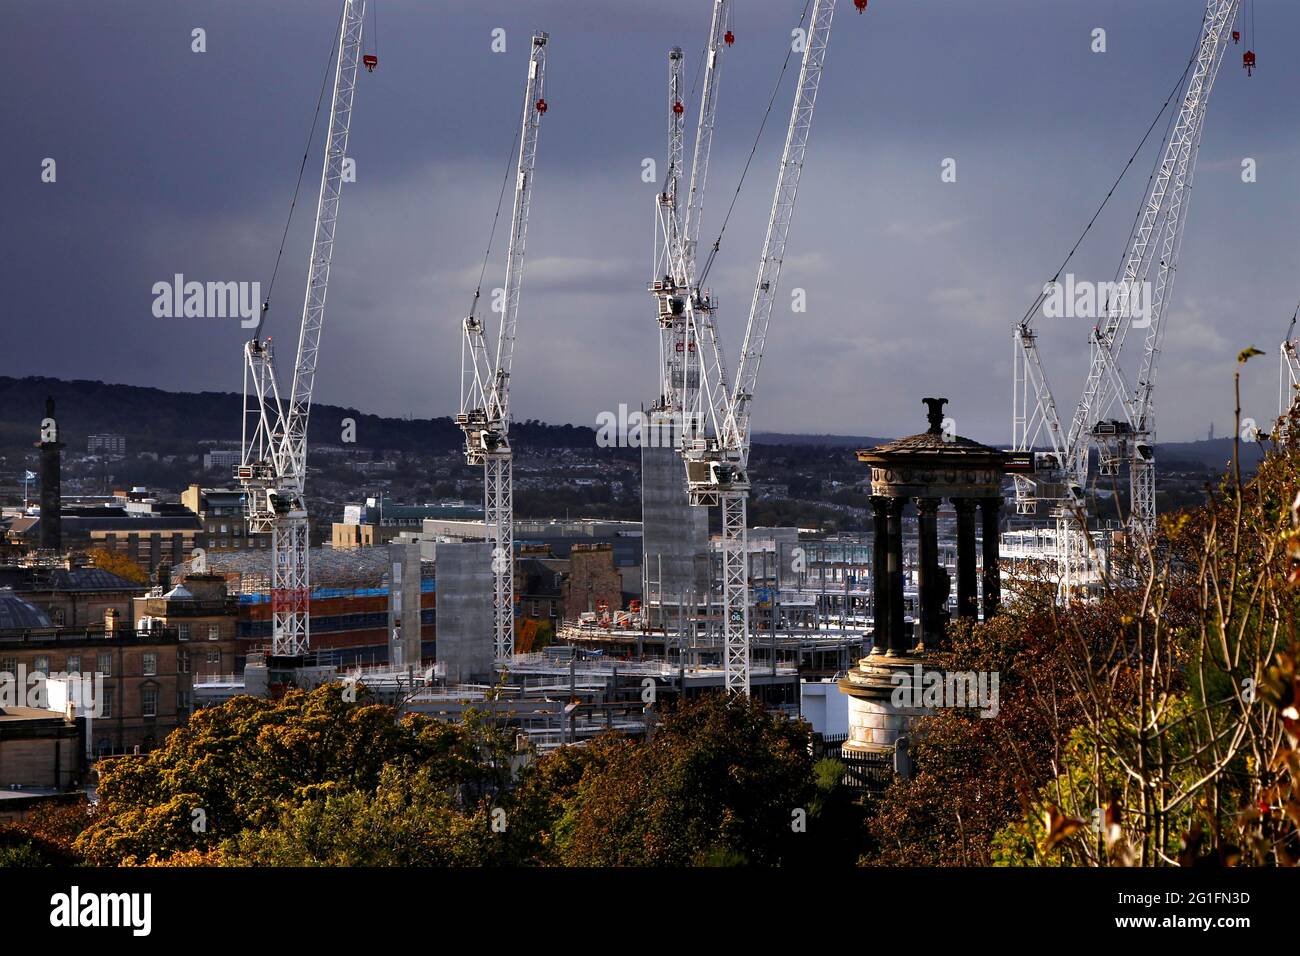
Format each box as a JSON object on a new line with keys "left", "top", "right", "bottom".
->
{"left": 237, "top": 0, "right": 367, "bottom": 656}
{"left": 458, "top": 33, "right": 549, "bottom": 664}
{"left": 651, "top": 0, "right": 730, "bottom": 432}
{"left": 650, "top": 45, "right": 690, "bottom": 422}
{"left": 680, "top": 0, "right": 839, "bottom": 694}
{"left": 1012, "top": 0, "right": 1239, "bottom": 596}
{"left": 1279, "top": 311, "right": 1300, "bottom": 424}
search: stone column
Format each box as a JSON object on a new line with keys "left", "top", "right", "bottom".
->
{"left": 914, "top": 497, "right": 941, "bottom": 651}
{"left": 870, "top": 496, "right": 890, "bottom": 654}
{"left": 887, "top": 497, "right": 908, "bottom": 653}
{"left": 954, "top": 497, "right": 978, "bottom": 620}
{"left": 980, "top": 496, "right": 1002, "bottom": 620}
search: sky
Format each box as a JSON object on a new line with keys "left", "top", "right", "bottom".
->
{"left": 3, "top": 0, "right": 1298, "bottom": 444}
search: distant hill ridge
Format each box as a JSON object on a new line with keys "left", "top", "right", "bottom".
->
{"left": 0, "top": 376, "right": 594, "bottom": 456}
{"left": 0, "top": 376, "right": 1266, "bottom": 468}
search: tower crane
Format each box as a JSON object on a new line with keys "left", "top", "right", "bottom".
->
{"left": 1011, "top": 0, "right": 1239, "bottom": 597}
{"left": 650, "top": 44, "right": 690, "bottom": 423}
{"left": 651, "top": 0, "right": 730, "bottom": 434}
{"left": 458, "top": 33, "right": 549, "bottom": 664}
{"left": 1279, "top": 309, "right": 1300, "bottom": 425}
{"left": 237, "top": 0, "right": 367, "bottom": 656}
{"left": 680, "top": 0, "right": 840, "bottom": 694}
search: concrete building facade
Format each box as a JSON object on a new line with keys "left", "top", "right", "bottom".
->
{"left": 640, "top": 433, "right": 708, "bottom": 630}
{"left": 434, "top": 542, "right": 495, "bottom": 683}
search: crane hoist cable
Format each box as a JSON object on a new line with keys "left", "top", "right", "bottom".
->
{"left": 362, "top": 0, "right": 379, "bottom": 71}
{"left": 1015, "top": 35, "right": 1201, "bottom": 331}
{"left": 467, "top": 108, "right": 524, "bottom": 322}
{"left": 697, "top": 0, "right": 812, "bottom": 290}
{"left": 257, "top": 2, "right": 347, "bottom": 340}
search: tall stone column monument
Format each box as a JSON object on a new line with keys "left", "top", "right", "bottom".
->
{"left": 838, "top": 398, "right": 1007, "bottom": 759}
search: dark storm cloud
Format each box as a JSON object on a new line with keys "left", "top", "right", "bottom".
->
{"left": 4, "top": 0, "right": 1298, "bottom": 443}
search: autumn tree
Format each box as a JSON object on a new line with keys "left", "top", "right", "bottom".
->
{"left": 75, "top": 684, "right": 514, "bottom": 865}
{"left": 85, "top": 547, "right": 149, "bottom": 585}
{"left": 551, "top": 693, "right": 816, "bottom": 866}
{"left": 871, "top": 355, "right": 1300, "bottom": 867}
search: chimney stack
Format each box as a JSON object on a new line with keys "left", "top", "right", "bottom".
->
{"left": 36, "top": 396, "right": 65, "bottom": 552}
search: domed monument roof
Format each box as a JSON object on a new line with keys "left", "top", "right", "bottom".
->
{"left": 857, "top": 398, "right": 1006, "bottom": 498}
{"left": 0, "top": 587, "right": 54, "bottom": 631}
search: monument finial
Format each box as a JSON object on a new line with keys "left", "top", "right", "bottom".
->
{"left": 923, "top": 397, "right": 948, "bottom": 435}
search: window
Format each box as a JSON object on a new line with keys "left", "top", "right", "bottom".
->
{"left": 208, "top": 624, "right": 221, "bottom": 641}
{"left": 178, "top": 623, "right": 190, "bottom": 641}
{"left": 66, "top": 654, "right": 81, "bottom": 675}
{"left": 0, "top": 657, "right": 16, "bottom": 677}
{"left": 101, "top": 687, "right": 114, "bottom": 718}
{"left": 141, "top": 685, "right": 157, "bottom": 718}
{"left": 177, "top": 650, "right": 190, "bottom": 674}
{"left": 206, "top": 649, "right": 221, "bottom": 666}
{"left": 142, "top": 652, "right": 157, "bottom": 677}
{"left": 96, "top": 651, "right": 112, "bottom": 677}
{"left": 33, "top": 655, "right": 49, "bottom": 675}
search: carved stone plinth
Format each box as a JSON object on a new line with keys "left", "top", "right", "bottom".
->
{"left": 838, "top": 653, "right": 936, "bottom": 756}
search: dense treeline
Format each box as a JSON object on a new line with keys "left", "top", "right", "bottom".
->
{"left": 0, "top": 689, "right": 862, "bottom": 867}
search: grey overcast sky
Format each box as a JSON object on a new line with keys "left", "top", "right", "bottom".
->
{"left": 3, "top": 0, "right": 1298, "bottom": 443}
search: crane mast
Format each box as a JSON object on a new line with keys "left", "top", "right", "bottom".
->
{"left": 458, "top": 33, "right": 548, "bottom": 664}
{"left": 1072, "top": 0, "right": 1237, "bottom": 539}
{"left": 651, "top": 0, "right": 729, "bottom": 434}
{"left": 683, "top": 0, "right": 838, "bottom": 695}
{"left": 651, "top": 46, "right": 689, "bottom": 417}
{"left": 681, "top": 0, "right": 729, "bottom": 288}
{"left": 1012, "top": 0, "right": 1238, "bottom": 595}
{"left": 679, "top": 0, "right": 732, "bottom": 439}
{"left": 1281, "top": 318, "right": 1300, "bottom": 425}
{"left": 238, "top": 0, "right": 366, "bottom": 656}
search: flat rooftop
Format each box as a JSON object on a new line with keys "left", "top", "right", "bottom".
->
{"left": 0, "top": 706, "right": 66, "bottom": 723}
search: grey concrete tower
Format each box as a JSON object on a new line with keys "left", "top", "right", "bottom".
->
{"left": 36, "top": 396, "right": 64, "bottom": 552}
{"left": 434, "top": 541, "right": 496, "bottom": 683}
{"left": 640, "top": 413, "right": 709, "bottom": 630}
{"left": 387, "top": 540, "right": 423, "bottom": 669}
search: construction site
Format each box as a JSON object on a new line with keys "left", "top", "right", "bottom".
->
{"left": 182, "top": 0, "right": 1272, "bottom": 754}
{"left": 11, "top": 0, "right": 1300, "bottom": 900}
